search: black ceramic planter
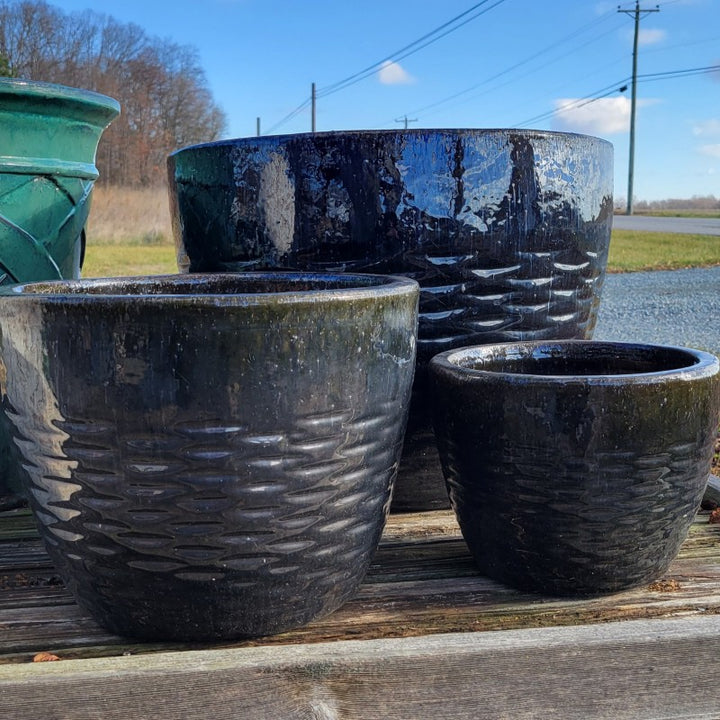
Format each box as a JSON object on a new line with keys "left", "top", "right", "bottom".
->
{"left": 430, "top": 341, "right": 720, "bottom": 596}
{"left": 168, "top": 129, "right": 614, "bottom": 511}
{"left": 0, "top": 272, "right": 418, "bottom": 641}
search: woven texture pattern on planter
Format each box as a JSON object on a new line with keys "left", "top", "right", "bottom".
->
{"left": 443, "top": 434, "right": 713, "bottom": 594}
{"left": 16, "top": 399, "right": 402, "bottom": 639}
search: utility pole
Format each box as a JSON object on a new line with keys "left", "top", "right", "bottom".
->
{"left": 311, "top": 82, "right": 316, "bottom": 133}
{"left": 395, "top": 115, "right": 418, "bottom": 130}
{"left": 256, "top": 117, "right": 261, "bottom": 137}
{"left": 618, "top": 1, "right": 659, "bottom": 215}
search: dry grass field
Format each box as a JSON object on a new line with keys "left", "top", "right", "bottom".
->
{"left": 82, "top": 185, "right": 176, "bottom": 277}
{"left": 86, "top": 185, "right": 172, "bottom": 245}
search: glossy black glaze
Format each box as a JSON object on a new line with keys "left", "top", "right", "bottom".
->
{"left": 430, "top": 341, "right": 720, "bottom": 596}
{"left": 168, "top": 129, "right": 614, "bottom": 511}
{"left": 0, "top": 273, "right": 418, "bottom": 640}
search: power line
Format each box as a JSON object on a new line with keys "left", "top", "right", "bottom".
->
{"left": 263, "top": 97, "right": 312, "bottom": 136}
{"left": 263, "top": 0, "right": 508, "bottom": 134}
{"left": 514, "top": 79, "right": 631, "bottom": 128}
{"left": 512, "top": 62, "right": 718, "bottom": 129}
{"left": 636, "top": 63, "right": 720, "bottom": 81}
{"left": 317, "top": 0, "right": 507, "bottom": 99}
{"left": 640, "top": 33, "right": 720, "bottom": 56}
{"left": 392, "top": 10, "right": 626, "bottom": 124}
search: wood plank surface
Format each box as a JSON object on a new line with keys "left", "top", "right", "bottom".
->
{"left": 1, "top": 505, "right": 719, "bottom": 718}
{"left": 0, "top": 616, "right": 719, "bottom": 719}
{"left": 1, "top": 507, "right": 720, "bottom": 661}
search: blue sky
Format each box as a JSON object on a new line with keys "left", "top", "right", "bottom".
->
{"left": 49, "top": 0, "right": 719, "bottom": 202}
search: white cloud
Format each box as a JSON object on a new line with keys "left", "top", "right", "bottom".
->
{"left": 378, "top": 61, "right": 415, "bottom": 85}
{"left": 693, "top": 119, "right": 720, "bottom": 137}
{"left": 552, "top": 96, "right": 631, "bottom": 135}
{"left": 638, "top": 28, "right": 666, "bottom": 45}
{"left": 699, "top": 144, "right": 720, "bottom": 159}
{"left": 552, "top": 96, "right": 660, "bottom": 135}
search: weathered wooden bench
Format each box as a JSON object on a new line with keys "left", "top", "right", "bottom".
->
{"left": 1, "top": 499, "right": 719, "bottom": 719}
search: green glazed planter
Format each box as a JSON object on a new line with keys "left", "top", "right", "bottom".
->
{"left": 0, "top": 78, "right": 120, "bottom": 507}
{"left": 0, "top": 78, "right": 120, "bottom": 282}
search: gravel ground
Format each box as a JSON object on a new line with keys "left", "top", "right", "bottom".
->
{"left": 593, "top": 265, "right": 720, "bottom": 356}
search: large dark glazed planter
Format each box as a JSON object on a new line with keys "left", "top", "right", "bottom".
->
{"left": 168, "top": 129, "right": 614, "bottom": 511}
{"left": 0, "top": 273, "right": 418, "bottom": 640}
{"left": 0, "top": 78, "right": 120, "bottom": 509}
{"left": 430, "top": 341, "right": 720, "bottom": 596}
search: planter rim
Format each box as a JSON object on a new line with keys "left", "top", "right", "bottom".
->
{"left": 0, "top": 271, "right": 419, "bottom": 307}
{"left": 170, "top": 127, "right": 613, "bottom": 158}
{"left": 0, "top": 155, "right": 100, "bottom": 179}
{"left": 430, "top": 340, "right": 719, "bottom": 385}
{"left": 0, "top": 77, "right": 120, "bottom": 117}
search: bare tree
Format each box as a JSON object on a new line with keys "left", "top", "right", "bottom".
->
{"left": 0, "top": 0, "right": 228, "bottom": 185}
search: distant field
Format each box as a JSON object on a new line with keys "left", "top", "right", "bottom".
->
{"left": 81, "top": 186, "right": 720, "bottom": 277}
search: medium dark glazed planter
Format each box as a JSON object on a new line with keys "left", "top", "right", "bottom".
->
{"left": 0, "top": 78, "right": 120, "bottom": 509}
{"left": 430, "top": 341, "right": 720, "bottom": 596}
{"left": 0, "top": 272, "right": 418, "bottom": 640}
{"left": 168, "top": 129, "right": 614, "bottom": 511}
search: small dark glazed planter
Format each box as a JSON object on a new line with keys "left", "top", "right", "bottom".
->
{"left": 0, "top": 272, "right": 418, "bottom": 641}
{"left": 168, "top": 129, "right": 614, "bottom": 512}
{"left": 430, "top": 341, "right": 720, "bottom": 596}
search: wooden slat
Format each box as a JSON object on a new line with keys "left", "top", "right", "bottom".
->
{"left": 0, "top": 508, "right": 719, "bottom": 665}
{"left": 0, "top": 508, "right": 37, "bottom": 541}
{"left": 0, "top": 616, "right": 718, "bottom": 719}
{"left": 0, "top": 505, "right": 719, "bottom": 717}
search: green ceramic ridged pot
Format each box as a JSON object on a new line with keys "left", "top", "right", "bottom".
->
{"left": 0, "top": 78, "right": 120, "bottom": 508}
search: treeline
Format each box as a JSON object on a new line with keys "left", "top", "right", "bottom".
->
{"left": 615, "top": 195, "right": 720, "bottom": 212}
{"left": 632, "top": 196, "right": 719, "bottom": 212}
{"left": 0, "top": 0, "right": 227, "bottom": 185}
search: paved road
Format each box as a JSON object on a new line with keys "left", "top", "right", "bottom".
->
{"left": 613, "top": 215, "right": 720, "bottom": 236}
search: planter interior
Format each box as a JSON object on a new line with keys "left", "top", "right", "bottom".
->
{"left": 430, "top": 340, "right": 720, "bottom": 595}
{"left": 168, "top": 128, "right": 614, "bottom": 511}
{"left": 0, "top": 272, "right": 418, "bottom": 640}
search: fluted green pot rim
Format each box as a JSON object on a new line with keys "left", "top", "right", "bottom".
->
{"left": 0, "top": 77, "right": 120, "bottom": 120}
{"left": 0, "top": 78, "right": 120, "bottom": 179}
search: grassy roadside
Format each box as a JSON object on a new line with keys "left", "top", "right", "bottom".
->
{"left": 607, "top": 230, "right": 720, "bottom": 272}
